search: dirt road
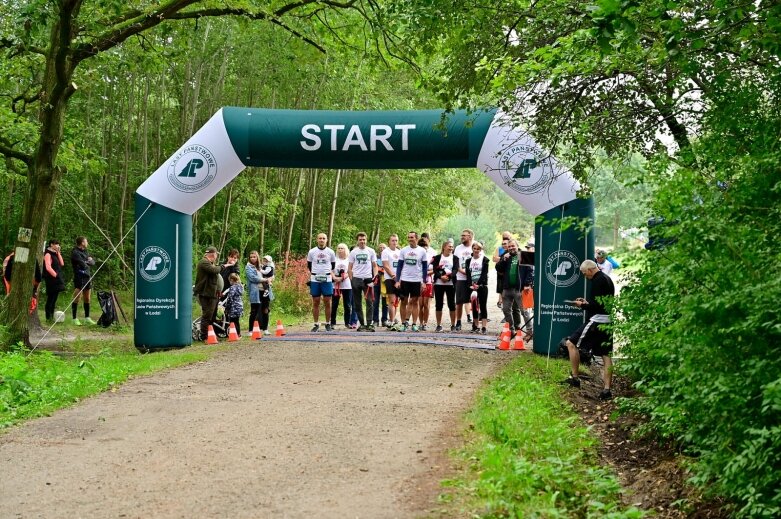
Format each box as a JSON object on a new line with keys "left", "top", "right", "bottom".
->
{"left": 0, "top": 341, "right": 509, "bottom": 518}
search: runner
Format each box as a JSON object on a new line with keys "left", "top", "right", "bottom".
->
{"left": 381, "top": 234, "right": 402, "bottom": 329}
{"left": 418, "top": 234, "right": 435, "bottom": 331}
{"left": 375, "top": 243, "right": 389, "bottom": 327}
{"left": 431, "top": 239, "right": 458, "bottom": 332}
{"left": 330, "top": 243, "right": 353, "bottom": 329}
{"left": 348, "top": 232, "right": 378, "bottom": 332}
{"left": 306, "top": 232, "right": 337, "bottom": 332}
{"left": 394, "top": 231, "right": 428, "bottom": 332}
{"left": 453, "top": 228, "right": 474, "bottom": 331}
{"left": 465, "top": 241, "right": 490, "bottom": 334}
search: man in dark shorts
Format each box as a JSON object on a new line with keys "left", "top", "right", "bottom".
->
{"left": 563, "top": 259, "right": 616, "bottom": 400}
{"left": 71, "top": 236, "right": 97, "bottom": 325}
{"left": 394, "top": 231, "right": 428, "bottom": 332}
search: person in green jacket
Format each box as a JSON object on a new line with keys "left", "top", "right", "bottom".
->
{"left": 194, "top": 246, "right": 222, "bottom": 341}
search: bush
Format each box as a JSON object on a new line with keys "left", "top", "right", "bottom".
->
{"left": 270, "top": 256, "right": 311, "bottom": 318}
{"left": 617, "top": 150, "right": 781, "bottom": 516}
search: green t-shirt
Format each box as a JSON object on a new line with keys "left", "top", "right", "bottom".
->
{"left": 508, "top": 254, "right": 519, "bottom": 286}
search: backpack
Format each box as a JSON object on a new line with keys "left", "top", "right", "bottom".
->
{"left": 96, "top": 291, "right": 118, "bottom": 327}
{"left": 607, "top": 256, "right": 620, "bottom": 269}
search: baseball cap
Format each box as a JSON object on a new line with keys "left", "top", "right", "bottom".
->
{"left": 263, "top": 255, "right": 273, "bottom": 263}
{"left": 595, "top": 249, "right": 606, "bottom": 258}
{"left": 205, "top": 246, "right": 218, "bottom": 254}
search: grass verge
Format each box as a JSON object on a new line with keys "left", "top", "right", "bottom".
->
{"left": 0, "top": 343, "right": 207, "bottom": 429}
{"left": 435, "top": 354, "right": 645, "bottom": 518}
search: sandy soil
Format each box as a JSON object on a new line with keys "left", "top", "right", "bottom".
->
{"left": 0, "top": 341, "right": 510, "bottom": 519}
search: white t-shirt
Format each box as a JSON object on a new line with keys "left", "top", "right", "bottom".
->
{"left": 467, "top": 254, "right": 485, "bottom": 284}
{"left": 381, "top": 247, "right": 401, "bottom": 280}
{"left": 306, "top": 246, "right": 336, "bottom": 280}
{"left": 349, "top": 246, "right": 377, "bottom": 279}
{"left": 597, "top": 259, "right": 613, "bottom": 275}
{"left": 454, "top": 243, "right": 473, "bottom": 281}
{"left": 334, "top": 257, "right": 351, "bottom": 289}
{"left": 398, "top": 245, "right": 425, "bottom": 283}
{"left": 435, "top": 254, "right": 454, "bottom": 286}
{"left": 423, "top": 246, "right": 435, "bottom": 280}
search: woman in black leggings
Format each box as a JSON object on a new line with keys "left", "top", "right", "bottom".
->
{"left": 42, "top": 240, "right": 65, "bottom": 322}
{"left": 465, "top": 241, "right": 490, "bottom": 334}
{"left": 431, "top": 240, "right": 458, "bottom": 332}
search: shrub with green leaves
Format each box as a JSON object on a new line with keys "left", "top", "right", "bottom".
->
{"left": 617, "top": 101, "right": 781, "bottom": 516}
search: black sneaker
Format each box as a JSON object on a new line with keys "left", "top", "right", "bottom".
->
{"left": 599, "top": 389, "right": 613, "bottom": 400}
{"left": 435, "top": 325, "right": 443, "bottom": 332}
{"left": 471, "top": 326, "right": 479, "bottom": 333}
{"left": 311, "top": 324, "right": 320, "bottom": 332}
{"left": 481, "top": 327, "right": 487, "bottom": 335}
{"left": 420, "top": 324, "right": 427, "bottom": 331}
{"left": 467, "top": 315, "right": 472, "bottom": 323}
{"left": 455, "top": 322, "right": 462, "bottom": 331}
{"left": 367, "top": 325, "right": 376, "bottom": 332}
{"left": 562, "top": 375, "right": 581, "bottom": 388}
{"left": 325, "top": 324, "right": 333, "bottom": 332}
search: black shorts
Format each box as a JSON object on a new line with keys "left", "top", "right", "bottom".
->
{"left": 398, "top": 280, "right": 421, "bottom": 298}
{"left": 568, "top": 320, "right": 613, "bottom": 356}
{"left": 74, "top": 274, "right": 92, "bottom": 290}
{"left": 455, "top": 280, "right": 471, "bottom": 305}
{"left": 384, "top": 279, "right": 398, "bottom": 296}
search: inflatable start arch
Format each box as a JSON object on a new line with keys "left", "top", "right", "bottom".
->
{"left": 134, "top": 108, "right": 595, "bottom": 353}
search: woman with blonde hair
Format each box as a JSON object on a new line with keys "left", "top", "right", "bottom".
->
{"left": 330, "top": 243, "right": 353, "bottom": 329}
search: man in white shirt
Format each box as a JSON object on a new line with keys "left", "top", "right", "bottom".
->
{"left": 394, "top": 231, "right": 429, "bottom": 332}
{"left": 595, "top": 249, "right": 614, "bottom": 275}
{"left": 381, "top": 234, "right": 402, "bottom": 328}
{"left": 348, "top": 231, "right": 378, "bottom": 332}
{"left": 306, "top": 233, "right": 337, "bottom": 332}
{"left": 453, "top": 228, "right": 474, "bottom": 331}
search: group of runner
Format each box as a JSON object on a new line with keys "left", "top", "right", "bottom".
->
{"left": 305, "top": 229, "right": 535, "bottom": 334}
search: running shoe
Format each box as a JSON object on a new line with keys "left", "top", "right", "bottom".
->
{"left": 401, "top": 324, "right": 408, "bottom": 332}
{"left": 471, "top": 326, "right": 479, "bottom": 333}
{"left": 455, "top": 323, "right": 462, "bottom": 331}
{"left": 420, "top": 324, "right": 427, "bottom": 331}
{"left": 450, "top": 325, "right": 457, "bottom": 332}
{"left": 83, "top": 317, "right": 96, "bottom": 325}
{"left": 481, "top": 328, "right": 487, "bottom": 335}
{"left": 325, "top": 324, "right": 333, "bottom": 332}
{"left": 435, "top": 325, "right": 443, "bottom": 333}
{"left": 411, "top": 324, "right": 419, "bottom": 332}
{"left": 367, "top": 325, "right": 376, "bottom": 332}
{"left": 311, "top": 324, "right": 320, "bottom": 332}
{"left": 466, "top": 315, "right": 472, "bottom": 323}
{"left": 72, "top": 318, "right": 82, "bottom": 326}
{"left": 562, "top": 375, "right": 581, "bottom": 388}
{"left": 599, "top": 389, "right": 613, "bottom": 400}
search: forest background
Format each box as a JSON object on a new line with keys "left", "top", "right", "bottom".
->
{"left": 1, "top": 1, "right": 780, "bottom": 517}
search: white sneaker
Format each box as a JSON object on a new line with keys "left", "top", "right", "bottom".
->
{"left": 263, "top": 330, "right": 270, "bottom": 335}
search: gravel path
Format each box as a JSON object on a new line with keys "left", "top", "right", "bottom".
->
{"left": 0, "top": 340, "right": 510, "bottom": 519}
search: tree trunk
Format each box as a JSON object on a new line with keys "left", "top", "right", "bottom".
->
{"left": 284, "top": 169, "right": 305, "bottom": 269}
{"left": 328, "top": 169, "right": 342, "bottom": 239}
{"left": 6, "top": 11, "right": 78, "bottom": 345}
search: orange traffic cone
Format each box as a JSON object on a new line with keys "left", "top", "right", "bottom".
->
{"left": 206, "top": 325, "right": 218, "bottom": 345}
{"left": 275, "top": 319, "right": 286, "bottom": 337}
{"left": 497, "top": 322, "right": 511, "bottom": 350}
{"left": 512, "top": 329, "right": 525, "bottom": 350}
{"left": 228, "top": 322, "right": 240, "bottom": 342}
{"left": 251, "top": 321, "right": 262, "bottom": 340}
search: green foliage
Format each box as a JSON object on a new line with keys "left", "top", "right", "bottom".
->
{"left": 0, "top": 345, "right": 206, "bottom": 428}
{"left": 443, "top": 354, "right": 644, "bottom": 518}
{"left": 617, "top": 120, "right": 781, "bottom": 515}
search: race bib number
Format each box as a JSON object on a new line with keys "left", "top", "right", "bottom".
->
{"left": 405, "top": 258, "right": 417, "bottom": 265}
{"left": 392, "top": 260, "right": 399, "bottom": 268}
{"left": 313, "top": 274, "right": 330, "bottom": 282}
{"left": 355, "top": 253, "right": 368, "bottom": 265}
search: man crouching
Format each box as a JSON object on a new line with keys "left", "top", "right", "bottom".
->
{"left": 563, "top": 259, "right": 616, "bottom": 400}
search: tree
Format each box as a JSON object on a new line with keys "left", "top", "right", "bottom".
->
{"left": 0, "top": 0, "right": 380, "bottom": 344}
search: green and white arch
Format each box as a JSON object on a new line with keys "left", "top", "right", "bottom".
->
{"left": 135, "top": 108, "right": 595, "bottom": 353}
